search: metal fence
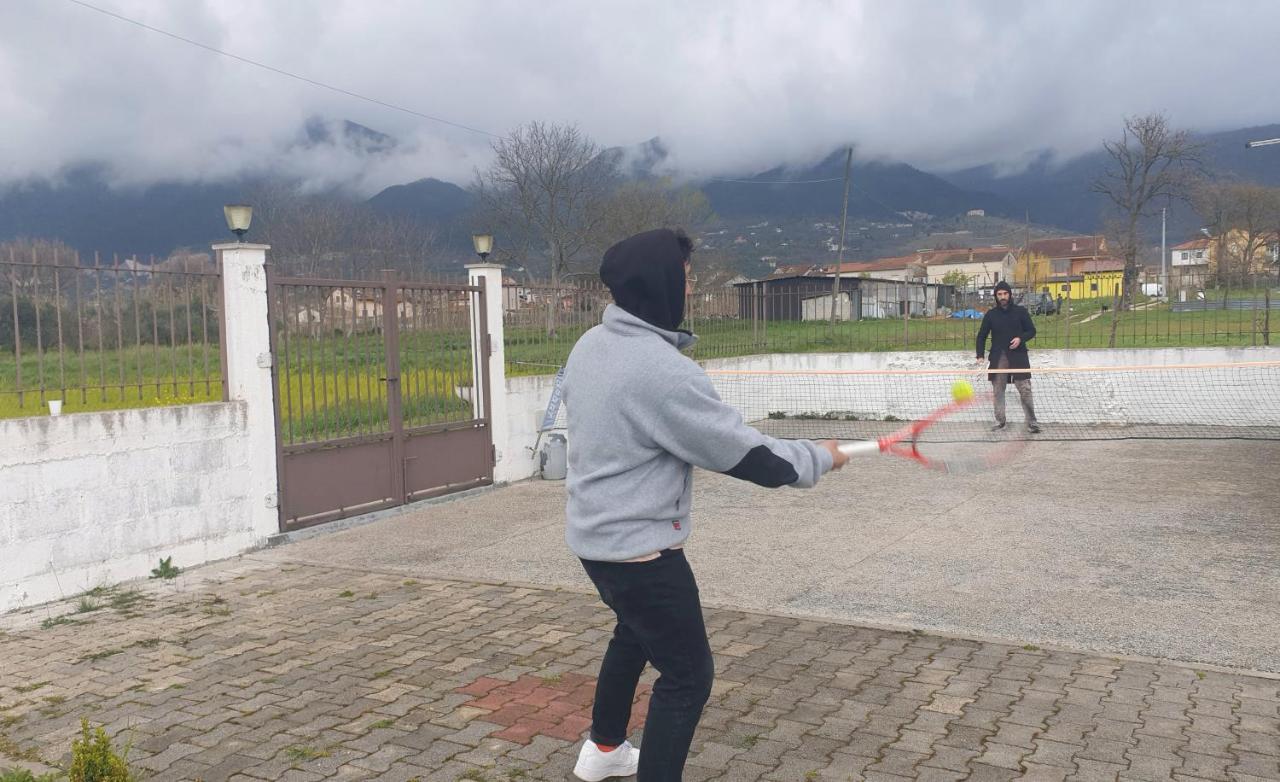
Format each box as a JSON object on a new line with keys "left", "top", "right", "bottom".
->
{"left": 1, "top": 250, "right": 225, "bottom": 418}
{"left": 269, "top": 274, "right": 484, "bottom": 446}
{"left": 501, "top": 271, "right": 1278, "bottom": 374}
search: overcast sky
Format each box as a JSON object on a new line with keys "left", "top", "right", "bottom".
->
{"left": 4, "top": 0, "right": 1280, "bottom": 195}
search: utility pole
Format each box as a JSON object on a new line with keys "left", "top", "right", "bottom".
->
{"left": 1024, "top": 209, "right": 1031, "bottom": 290}
{"left": 831, "top": 146, "right": 852, "bottom": 327}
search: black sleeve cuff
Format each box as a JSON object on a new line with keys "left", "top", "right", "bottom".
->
{"left": 725, "top": 444, "right": 799, "bottom": 488}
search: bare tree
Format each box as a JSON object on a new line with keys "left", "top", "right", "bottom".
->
{"left": 0, "top": 237, "right": 81, "bottom": 289}
{"left": 1091, "top": 114, "right": 1202, "bottom": 346}
{"left": 248, "top": 182, "right": 440, "bottom": 277}
{"left": 590, "top": 177, "right": 712, "bottom": 252}
{"left": 248, "top": 183, "right": 355, "bottom": 277}
{"left": 1194, "top": 181, "right": 1280, "bottom": 292}
{"left": 474, "top": 122, "right": 618, "bottom": 335}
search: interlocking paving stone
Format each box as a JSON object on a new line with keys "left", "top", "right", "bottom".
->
{"left": 0, "top": 561, "right": 1276, "bottom": 781}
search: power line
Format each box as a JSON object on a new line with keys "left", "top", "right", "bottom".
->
{"left": 704, "top": 176, "right": 845, "bottom": 184}
{"left": 63, "top": 0, "right": 498, "bottom": 138}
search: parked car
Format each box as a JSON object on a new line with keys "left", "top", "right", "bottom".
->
{"left": 1019, "top": 292, "right": 1060, "bottom": 315}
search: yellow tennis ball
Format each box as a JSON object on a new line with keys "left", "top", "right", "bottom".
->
{"left": 951, "top": 380, "right": 974, "bottom": 402}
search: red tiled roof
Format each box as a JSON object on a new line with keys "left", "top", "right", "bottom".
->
{"left": 825, "top": 247, "right": 1012, "bottom": 274}
{"left": 919, "top": 248, "right": 1013, "bottom": 266}
{"left": 1027, "top": 235, "right": 1105, "bottom": 259}
{"left": 1171, "top": 238, "right": 1211, "bottom": 251}
{"left": 826, "top": 256, "right": 918, "bottom": 274}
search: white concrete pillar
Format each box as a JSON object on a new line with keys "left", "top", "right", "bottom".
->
{"left": 214, "top": 243, "right": 280, "bottom": 538}
{"left": 466, "top": 263, "right": 510, "bottom": 481}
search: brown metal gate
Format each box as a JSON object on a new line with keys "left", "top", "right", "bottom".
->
{"left": 267, "top": 270, "right": 493, "bottom": 531}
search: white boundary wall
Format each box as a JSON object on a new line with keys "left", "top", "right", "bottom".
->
{"left": 495, "top": 346, "right": 1280, "bottom": 483}
{"left": 0, "top": 244, "right": 279, "bottom": 612}
{"left": 0, "top": 404, "right": 268, "bottom": 611}
{"left": 701, "top": 346, "right": 1280, "bottom": 427}
{"left": 499, "top": 373, "right": 564, "bottom": 484}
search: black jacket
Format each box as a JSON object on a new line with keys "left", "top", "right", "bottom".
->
{"left": 976, "top": 303, "right": 1036, "bottom": 381}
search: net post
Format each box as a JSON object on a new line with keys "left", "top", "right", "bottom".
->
{"left": 1064, "top": 286, "right": 1071, "bottom": 349}
{"left": 1252, "top": 281, "right": 1259, "bottom": 347}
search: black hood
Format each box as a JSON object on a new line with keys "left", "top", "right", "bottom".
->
{"left": 599, "top": 228, "right": 688, "bottom": 331}
{"left": 994, "top": 279, "right": 1012, "bottom": 307}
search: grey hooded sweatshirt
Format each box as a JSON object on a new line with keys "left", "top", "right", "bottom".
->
{"left": 563, "top": 229, "right": 834, "bottom": 562}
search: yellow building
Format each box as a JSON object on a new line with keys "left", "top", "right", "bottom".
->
{"left": 1041, "top": 260, "right": 1126, "bottom": 300}
{"left": 1017, "top": 235, "right": 1110, "bottom": 291}
{"left": 1013, "top": 251, "right": 1054, "bottom": 289}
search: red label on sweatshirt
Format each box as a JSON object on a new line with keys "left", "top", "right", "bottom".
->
{"left": 672, "top": 521, "right": 681, "bottom": 530}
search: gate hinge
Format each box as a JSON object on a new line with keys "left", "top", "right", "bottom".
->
{"left": 491, "top": 444, "right": 497, "bottom": 466}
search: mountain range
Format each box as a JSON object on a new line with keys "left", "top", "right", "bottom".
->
{"left": 3, "top": 121, "right": 1279, "bottom": 265}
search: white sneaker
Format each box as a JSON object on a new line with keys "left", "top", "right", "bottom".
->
{"left": 573, "top": 739, "right": 640, "bottom": 781}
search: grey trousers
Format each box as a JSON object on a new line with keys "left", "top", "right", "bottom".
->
{"left": 993, "top": 354, "right": 1036, "bottom": 425}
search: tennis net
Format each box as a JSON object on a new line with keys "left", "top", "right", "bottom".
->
{"left": 706, "top": 360, "right": 1280, "bottom": 442}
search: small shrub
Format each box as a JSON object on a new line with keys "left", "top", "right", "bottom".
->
{"left": 68, "top": 718, "right": 133, "bottom": 782}
{"left": 149, "top": 557, "right": 180, "bottom": 580}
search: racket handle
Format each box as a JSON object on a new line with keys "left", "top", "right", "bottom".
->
{"left": 837, "top": 440, "right": 882, "bottom": 457}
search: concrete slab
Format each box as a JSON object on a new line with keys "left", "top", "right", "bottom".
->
{"left": 252, "top": 439, "right": 1280, "bottom": 672}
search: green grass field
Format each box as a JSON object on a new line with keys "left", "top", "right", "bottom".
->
{"left": 2, "top": 302, "right": 1274, "bottom": 425}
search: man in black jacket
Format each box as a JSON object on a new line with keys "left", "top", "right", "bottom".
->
{"left": 975, "top": 280, "right": 1041, "bottom": 433}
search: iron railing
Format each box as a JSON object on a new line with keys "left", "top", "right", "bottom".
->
{"left": 1, "top": 250, "right": 224, "bottom": 418}
{"left": 500, "top": 270, "right": 1278, "bottom": 374}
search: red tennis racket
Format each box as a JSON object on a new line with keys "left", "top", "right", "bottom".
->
{"left": 837, "top": 388, "right": 1024, "bottom": 473}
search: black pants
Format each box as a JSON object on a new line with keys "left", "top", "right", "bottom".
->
{"left": 580, "top": 549, "right": 715, "bottom": 781}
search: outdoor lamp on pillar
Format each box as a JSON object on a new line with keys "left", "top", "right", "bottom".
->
{"left": 471, "top": 233, "right": 493, "bottom": 262}
{"left": 223, "top": 204, "right": 253, "bottom": 241}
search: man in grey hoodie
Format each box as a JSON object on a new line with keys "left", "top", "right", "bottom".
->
{"left": 563, "top": 228, "right": 847, "bottom": 781}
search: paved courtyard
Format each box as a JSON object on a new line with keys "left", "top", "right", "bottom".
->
{"left": 2, "top": 439, "right": 1278, "bottom": 780}
{"left": 258, "top": 440, "right": 1280, "bottom": 673}
{"left": 1, "top": 557, "right": 1278, "bottom": 781}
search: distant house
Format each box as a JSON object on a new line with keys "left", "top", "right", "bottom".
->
{"left": 326, "top": 288, "right": 418, "bottom": 322}
{"left": 501, "top": 276, "right": 537, "bottom": 312}
{"left": 1170, "top": 238, "right": 1211, "bottom": 287}
{"left": 1019, "top": 235, "right": 1109, "bottom": 286}
{"left": 915, "top": 248, "right": 1016, "bottom": 287}
{"left": 731, "top": 274, "right": 950, "bottom": 322}
{"left": 822, "top": 256, "right": 922, "bottom": 281}
{"left": 1170, "top": 230, "right": 1277, "bottom": 287}
{"left": 1042, "top": 258, "right": 1125, "bottom": 300}
{"left": 823, "top": 248, "right": 1015, "bottom": 288}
